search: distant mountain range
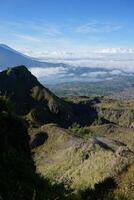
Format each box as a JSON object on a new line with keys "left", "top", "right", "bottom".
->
{"left": 0, "top": 44, "right": 134, "bottom": 86}
{"left": 0, "top": 44, "right": 65, "bottom": 70}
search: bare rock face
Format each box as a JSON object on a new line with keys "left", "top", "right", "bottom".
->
{"left": 92, "top": 137, "right": 130, "bottom": 154}
{"left": 130, "top": 122, "right": 134, "bottom": 129}
{"left": 115, "top": 146, "right": 130, "bottom": 158}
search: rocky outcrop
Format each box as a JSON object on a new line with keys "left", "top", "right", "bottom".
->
{"left": 92, "top": 136, "right": 130, "bottom": 154}
{"left": 30, "top": 132, "right": 48, "bottom": 149}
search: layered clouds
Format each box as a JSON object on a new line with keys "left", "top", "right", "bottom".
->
{"left": 27, "top": 48, "right": 134, "bottom": 73}
{"left": 28, "top": 48, "right": 134, "bottom": 84}
{"left": 1, "top": 17, "right": 134, "bottom": 83}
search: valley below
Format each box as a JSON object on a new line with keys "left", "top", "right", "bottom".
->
{"left": 0, "top": 66, "right": 134, "bottom": 200}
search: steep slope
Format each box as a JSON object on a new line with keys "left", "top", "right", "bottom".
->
{"left": 0, "top": 67, "right": 134, "bottom": 199}
{"left": 66, "top": 96, "right": 134, "bottom": 128}
{"left": 0, "top": 66, "right": 75, "bottom": 126}
{"left": 0, "top": 96, "right": 75, "bottom": 200}
{"left": 94, "top": 96, "right": 134, "bottom": 127}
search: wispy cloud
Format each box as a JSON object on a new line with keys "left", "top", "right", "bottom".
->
{"left": 0, "top": 20, "right": 63, "bottom": 37}
{"left": 0, "top": 18, "right": 130, "bottom": 55}
{"left": 76, "top": 20, "right": 122, "bottom": 34}
{"left": 0, "top": 19, "right": 71, "bottom": 51}
{"left": 31, "top": 23, "right": 63, "bottom": 37}
{"left": 15, "top": 34, "right": 41, "bottom": 42}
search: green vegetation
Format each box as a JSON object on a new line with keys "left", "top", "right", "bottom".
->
{"left": 0, "top": 97, "right": 75, "bottom": 200}
{"left": 94, "top": 97, "right": 134, "bottom": 127}
{"left": 69, "top": 123, "right": 90, "bottom": 137}
{"left": 32, "top": 125, "right": 115, "bottom": 193}
{"left": 114, "top": 163, "right": 134, "bottom": 200}
{"left": 0, "top": 65, "right": 75, "bottom": 126}
{"left": 0, "top": 66, "right": 134, "bottom": 199}
{"left": 31, "top": 123, "right": 134, "bottom": 199}
{"left": 49, "top": 76, "right": 134, "bottom": 98}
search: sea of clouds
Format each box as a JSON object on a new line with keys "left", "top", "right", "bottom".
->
{"left": 25, "top": 48, "right": 134, "bottom": 83}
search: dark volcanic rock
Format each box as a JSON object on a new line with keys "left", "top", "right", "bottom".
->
{"left": 30, "top": 132, "right": 48, "bottom": 149}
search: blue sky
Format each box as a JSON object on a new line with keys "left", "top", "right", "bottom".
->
{"left": 0, "top": 0, "right": 134, "bottom": 52}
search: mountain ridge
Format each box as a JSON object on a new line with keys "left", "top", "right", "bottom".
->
{"left": 0, "top": 65, "right": 75, "bottom": 126}
{"left": 1, "top": 44, "right": 134, "bottom": 86}
{"left": 0, "top": 44, "right": 67, "bottom": 70}
{"left": 0, "top": 65, "right": 134, "bottom": 199}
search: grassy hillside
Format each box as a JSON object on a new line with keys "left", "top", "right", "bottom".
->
{"left": 0, "top": 96, "right": 76, "bottom": 200}
{"left": 93, "top": 97, "right": 134, "bottom": 127}
{"left": 65, "top": 96, "right": 134, "bottom": 128}
{"left": 30, "top": 123, "right": 134, "bottom": 199}
{"left": 0, "top": 66, "right": 75, "bottom": 126}
{"left": 0, "top": 66, "right": 134, "bottom": 200}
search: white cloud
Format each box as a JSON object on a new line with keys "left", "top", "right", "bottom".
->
{"left": 97, "top": 48, "right": 134, "bottom": 54}
{"left": 22, "top": 47, "right": 134, "bottom": 59}
{"left": 29, "top": 67, "right": 67, "bottom": 78}
{"left": 0, "top": 20, "right": 63, "bottom": 37}
{"left": 109, "top": 69, "right": 122, "bottom": 75}
{"left": 76, "top": 21, "right": 122, "bottom": 33}
{"left": 15, "top": 34, "right": 41, "bottom": 42}
{"left": 21, "top": 47, "right": 134, "bottom": 72}
{"left": 81, "top": 71, "right": 108, "bottom": 77}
